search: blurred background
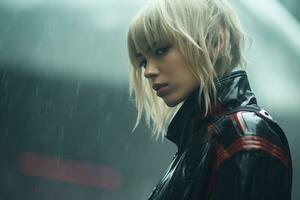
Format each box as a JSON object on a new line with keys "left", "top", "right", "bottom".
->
{"left": 0, "top": 0, "right": 299, "bottom": 199}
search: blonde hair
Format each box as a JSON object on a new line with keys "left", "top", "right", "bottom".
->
{"left": 127, "top": 0, "right": 246, "bottom": 140}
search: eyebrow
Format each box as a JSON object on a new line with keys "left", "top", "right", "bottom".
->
{"left": 135, "top": 42, "right": 159, "bottom": 58}
{"left": 135, "top": 53, "right": 144, "bottom": 58}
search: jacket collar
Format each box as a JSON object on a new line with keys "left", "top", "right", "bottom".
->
{"left": 166, "top": 70, "right": 257, "bottom": 150}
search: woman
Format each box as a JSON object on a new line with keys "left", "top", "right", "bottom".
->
{"left": 126, "top": 0, "right": 293, "bottom": 199}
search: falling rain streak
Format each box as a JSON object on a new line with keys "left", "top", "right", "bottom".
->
{"left": 60, "top": 126, "right": 65, "bottom": 138}
{"left": 75, "top": 81, "right": 81, "bottom": 96}
{"left": 69, "top": 104, "right": 74, "bottom": 120}
{"left": 36, "top": 41, "right": 42, "bottom": 54}
{"left": 1, "top": 70, "right": 6, "bottom": 83}
{"left": 97, "top": 128, "right": 101, "bottom": 141}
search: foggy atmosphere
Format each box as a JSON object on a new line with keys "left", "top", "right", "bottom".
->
{"left": 0, "top": 0, "right": 299, "bottom": 199}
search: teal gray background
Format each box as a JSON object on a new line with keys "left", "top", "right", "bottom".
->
{"left": 0, "top": 0, "right": 299, "bottom": 199}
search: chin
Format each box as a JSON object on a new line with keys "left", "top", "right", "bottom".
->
{"left": 165, "top": 102, "right": 178, "bottom": 107}
{"left": 163, "top": 97, "right": 184, "bottom": 107}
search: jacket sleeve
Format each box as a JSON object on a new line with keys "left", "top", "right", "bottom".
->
{"left": 208, "top": 150, "right": 292, "bottom": 200}
{"left": 207, "top": 111, "right": 293, "bottom": 200}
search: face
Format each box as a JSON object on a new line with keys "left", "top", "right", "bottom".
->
{"left": 136, "top": 43, "right": 199, "bottom": 107}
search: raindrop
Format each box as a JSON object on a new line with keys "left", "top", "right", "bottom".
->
{"left": 36, "top": 41, "right": 42, "bottom": 54}
{"left": 55, "top": 157, "right": 61, "bottom": 169}
{"left": 60, "top": 126, "right": 65, "bottom": 138}
{"left": 97, "top": 128, "right": 101, "bottom": 141}
{"left": 69, "top": 105, "right": 74, "bottom": 120}
{"left": 75, "top": 81, "right": 81, "bottom": 96}
{"left": 105, "top": 112, "right": 113, "bottom": 125}
{"left": 1, "top": 70, "right": 7, "bottom": 83}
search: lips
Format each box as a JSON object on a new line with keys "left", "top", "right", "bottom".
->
{"left": 152, "top": 83, "right": 168, "bottom": 91}
{"left": 152, "top": 83, "right": 169, "bottom": 97}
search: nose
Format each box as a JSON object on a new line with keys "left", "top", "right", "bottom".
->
{"left": 144, "top": 59, "right": 159, "bottom": 79}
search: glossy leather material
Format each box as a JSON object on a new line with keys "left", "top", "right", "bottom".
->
{"left": 147, "top": 70, "right": 292, "bottom": 200}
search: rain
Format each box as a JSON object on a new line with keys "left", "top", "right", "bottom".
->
{"left": 0, "top": 0, "right": 299, "bottom": 199}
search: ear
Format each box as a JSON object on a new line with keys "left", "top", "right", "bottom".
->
{"left": 214, "top": 28, "right": 226, "bottom": 55}
{"left": 210, "top": 27, "right": 226, "bottom": 64}
{"left": 218, "top": 28, "right": 225, "bottom": 51}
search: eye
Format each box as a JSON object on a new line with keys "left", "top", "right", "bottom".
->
{"left": 138, "top": 59, "right": 147, "bottom": 68}
{"left": 155, "top": 46, "right": 170, "bottom": 56}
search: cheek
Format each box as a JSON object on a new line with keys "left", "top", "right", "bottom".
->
{"left": 169, "top": 62, "right": 195, "bottom": 87}
{"left": 161, "top": 49, "right": 198, "bottom": 89}
{"left": 163, "top": 55, "right": 189, "bottom": 79}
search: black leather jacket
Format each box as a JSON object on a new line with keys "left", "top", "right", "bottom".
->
{"left": 147, "top": 70, "right": 293, "bottom": 200}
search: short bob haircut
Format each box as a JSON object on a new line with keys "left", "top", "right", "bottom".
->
{"left": 127, "top": 0, "right": 246, "bottom": 140}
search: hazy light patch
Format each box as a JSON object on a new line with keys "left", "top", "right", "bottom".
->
{"left": 241, "top": 0, "right": 300, "bottom": 51}
{"left": 247, "top": 62, "right": 300, "bottom": 114}
{"left": 0, "top": 0, "right": 120, "bottom": 10}
{"left": 231, "top": 0, "right": 300, "bottom": 116}
{"left": 0, "top": 0, "right": 44, "bottom": 10}
{"left": 91, "top": 11, "right": 125, "bottom": 32}
{"left": 246, "top": 36, "right": 300, "bottom": 115}
{"left": 0, "top": 0, "right": 134, "bottom": 88}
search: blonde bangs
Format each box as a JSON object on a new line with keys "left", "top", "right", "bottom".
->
{"left": 127, "top": 1, "right": 175, "bottom": 65}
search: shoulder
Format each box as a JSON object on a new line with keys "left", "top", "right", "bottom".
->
{"left": 209, "top": 106, "right": 292, "bottom": 170}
